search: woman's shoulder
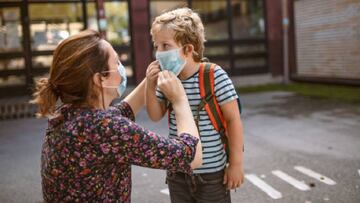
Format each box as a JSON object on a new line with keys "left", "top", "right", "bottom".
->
{"left": 108, "top": 101, "right": 135, "bottom": 121}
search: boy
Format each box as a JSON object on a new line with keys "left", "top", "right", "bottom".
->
{"left": 145, "top": 8, "right": 244, "bottom": 203}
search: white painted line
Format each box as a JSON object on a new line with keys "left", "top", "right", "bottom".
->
{"left": 245, "top": 174, "right": 282, "bottom": 199}
{"left": 358, "top": 169, "right": 360, "bottom": 176}
{"left": 272, "top": 170, "right": 311, "bottom": 191}
{"left": 294, "top": 166, "right": 336, "bottom": 185}
{"left": 160, "top": 188, "right": 169, "bottom": 195}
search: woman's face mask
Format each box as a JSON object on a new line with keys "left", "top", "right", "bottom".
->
{"left": 102, "top": 61, "right": 127, "bottom": 97}
{"left": 155, "top": 47, "right": 186, "bottom": 76}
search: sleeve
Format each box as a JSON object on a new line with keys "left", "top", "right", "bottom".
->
{"left": 213, "top": 66, "right": 238, "bottom": 105}
{"left": 108, "top": 101, "right": 135, "bottom": 121}
{"left": 98, "top": 115, "right": 199, "bottom": 174}
{"left": 155, "top": 87, "right": 167, "bottom": 103}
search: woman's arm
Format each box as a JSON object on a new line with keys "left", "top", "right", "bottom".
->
{"left": 102, "top": 71, "right": 202, "bottom": 170}
{"left": 170, "top": 98, "right": 202, "bottom": 169}
{"left": 103, "top": 115, "right": 201, "bottom": 171}
{"left": 123, "top": 78, "right": 146, "bottom": 115}
{"left": 157, "top": 71, "right": 202, "bottom": 168}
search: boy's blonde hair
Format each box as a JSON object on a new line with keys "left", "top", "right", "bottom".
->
{"left": 150, "top": 7, "right": 206, "bottom": 62}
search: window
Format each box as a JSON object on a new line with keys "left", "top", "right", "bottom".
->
{"left": 0, "top": 6, "right": 26, "bottom": 88}
{"left": 29, "top": 3, "right": 84, "bottom": 51}
{"left": 232, "top": 0, "right": 265, "bottom": 39}
{"left": 150, "top": 0, "right": 188, "bottom": 22}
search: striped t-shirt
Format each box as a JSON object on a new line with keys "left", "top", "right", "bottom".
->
{"left": 156, "top": 65, "right": 238, "bottom": 174}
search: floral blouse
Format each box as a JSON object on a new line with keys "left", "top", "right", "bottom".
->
{"left": 41, "top": 101, "right": 198, "bottom": 202}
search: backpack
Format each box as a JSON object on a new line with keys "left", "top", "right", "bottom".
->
{"left": 195, "top": 62, "right": 244, "bottom": 159}
{"left": 168, "top": 62, "right": 243, "bottom": 160}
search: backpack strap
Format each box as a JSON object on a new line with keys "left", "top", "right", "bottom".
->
{"left": 197, "top": 62, "right": 228, "bottom": 139}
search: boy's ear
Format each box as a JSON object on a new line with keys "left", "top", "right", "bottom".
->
{"left": 183, "top": 44, "right": 195, "bottom": 56}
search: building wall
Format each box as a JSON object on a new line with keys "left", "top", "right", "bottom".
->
{"left": 294, "top": 0, "right": 360, "bottom": 80}
{"left": 265, "top": 0, "right": 284, "bottom": 76}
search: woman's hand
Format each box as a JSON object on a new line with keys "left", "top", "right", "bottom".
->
{"left": 157, "top": 70, "right": 187, "bottom": 105}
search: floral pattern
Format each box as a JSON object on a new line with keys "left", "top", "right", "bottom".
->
{"left": 41, "top": 101, "right": 198, "bottom": 202}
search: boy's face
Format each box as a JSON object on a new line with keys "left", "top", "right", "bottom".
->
{"left": 153, "top": 29, "right": 183, "bottom": 54}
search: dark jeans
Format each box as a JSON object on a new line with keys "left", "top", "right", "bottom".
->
{"left": 166, "top": 170, "right": 231, "bottom": 203}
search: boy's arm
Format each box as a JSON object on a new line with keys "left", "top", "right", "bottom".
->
{"left": 213, "top": 66, "right": 244, "bottom": 159}
{"left": 221, "top": 100, "right": 244, "bottom": 165}
{"left": 145, "top": 61, "right": 167, "bottom": 121}
{"left": 220, "top": 100, "right": 245, "bottom": 189}
{"left": 145, "top": 79, "right": 167, "bottom": 121}
{"left": 212, "top": 65, "right": 244, "bottom": 189}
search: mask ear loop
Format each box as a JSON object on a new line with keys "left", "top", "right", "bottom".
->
{"left": 98, "top": 74, "right": 106, "bottom": 110}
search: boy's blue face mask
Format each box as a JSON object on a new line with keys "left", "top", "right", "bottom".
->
{"left": 102, "top": 61, "right": 127, "bottom": 97}
{"left": 155, "top": 47, "right": 186, "bottom": 76}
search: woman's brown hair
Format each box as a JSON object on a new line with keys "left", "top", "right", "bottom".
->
{"left": 31, "top": 29, "right": 110, "bottom": 117}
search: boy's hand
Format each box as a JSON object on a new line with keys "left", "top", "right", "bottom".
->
{"left": 223, "top": 163, "right": 244, "bottom": 190}
{"left": 146, "top": 61, "right": 161, "bottom": 88}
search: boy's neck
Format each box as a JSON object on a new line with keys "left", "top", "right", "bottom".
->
{"left": 178, "top": 60, "right": 200, "bottom": 80}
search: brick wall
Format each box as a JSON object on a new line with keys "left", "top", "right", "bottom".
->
{"left": 294, "top": 0, "right": 360, "bottom": 80}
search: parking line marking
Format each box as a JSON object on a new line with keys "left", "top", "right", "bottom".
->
{"left": 245, "top": 174, "right": 282, "bottom": 199}
{"left": 358, "top": 169, "right": 360, "bottom": 176}
{"left": 272, "top": 170, "right": 311, "bottom": 191}
{"left": 160, "top": 188, "right": 169, "bottom": 195}
{"left": 294, "top": 166, "right": 336, "bottom": 185}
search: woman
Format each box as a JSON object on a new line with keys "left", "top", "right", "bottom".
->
{"left": 31, "top": 29, "right": 202, "bottom": 202}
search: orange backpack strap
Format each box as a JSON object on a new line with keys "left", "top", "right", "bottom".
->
{"left": 197, "top": 62, "right": 227, "bottom": 138}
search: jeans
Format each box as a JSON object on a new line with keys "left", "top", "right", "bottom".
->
{"left": 166, "top": 169, "right": 231, "bottom": 203}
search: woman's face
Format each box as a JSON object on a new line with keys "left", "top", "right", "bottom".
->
{"left": 102, "top": 40, "right": 121, "bottom": 91}
{"left": 103, "top": 40, "right": 122, "bottom": 85}
{"left": 96, "top": 40, "right": 123, "bottom": 107}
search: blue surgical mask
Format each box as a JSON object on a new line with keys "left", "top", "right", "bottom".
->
{"left": 102, "top": 61, "right": 127, "bottom": 97}
{"left": 117, "top": 62, "right": 127, "bottom": 96}
{"left": 155, "top": 47, "right": 186, "bottom": 76}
